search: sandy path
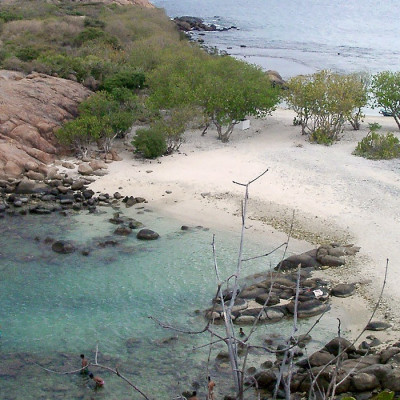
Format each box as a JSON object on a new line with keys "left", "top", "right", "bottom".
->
{"left": 90, "top": 108, "right": 400, "bottom": 337}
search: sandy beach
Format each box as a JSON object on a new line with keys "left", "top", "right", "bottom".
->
{"left": 90, "top": 108, "right": 400, "bottom": 342}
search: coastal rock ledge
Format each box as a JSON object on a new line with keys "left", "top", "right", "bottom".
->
{"left": 0, "top": 70, "right": 91, "bottom": 179}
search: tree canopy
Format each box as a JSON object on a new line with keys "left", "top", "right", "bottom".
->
{"left": 148, "top": 53, "right": 281, "bottom": 142}
{"left": 371, "top": 71, "right": 400, "bottom": 130}
{"left": 285, "top": 70, "right": 369, "bottom": 144}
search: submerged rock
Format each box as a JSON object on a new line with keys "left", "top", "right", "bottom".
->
{"left": 137, "top": 229, "right": 159, "bottom": 240}
{"left": 51, "top": 240, "right": 75, "bottom": 254}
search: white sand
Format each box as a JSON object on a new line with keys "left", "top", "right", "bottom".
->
{"left": 89, "top": 108, "right": 400, "bottom": 340}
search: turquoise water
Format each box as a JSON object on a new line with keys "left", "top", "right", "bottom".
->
{"left": 152, "top": 0, "right": 400, "bottom": 78}
{"left": 0, "top": 205, "right": 342, "bottom": 399}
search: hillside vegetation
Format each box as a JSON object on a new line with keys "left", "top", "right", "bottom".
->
{"left": 0, "top": 0, "right": 179, "bottom": 85}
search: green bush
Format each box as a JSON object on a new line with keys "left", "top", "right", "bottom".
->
{"left": 0, "top": 10, "right": 23, "bottom": 22}
{"left": 132, "top": 126, "right": 167, "bottom": 159}
{"left": 101, "top": 69, "right": 146, "bottom": 92}
{"left": 310, "top": 126, "right": 336, "bottom": 145}
{"left": 84, "top": 18, "right": 105, "bottom": 29}
{"left": 353, "top": 123, "right": 400, "bottom": 159}
{"left": 16, "top": 46, "right": 41, "bottom": 61}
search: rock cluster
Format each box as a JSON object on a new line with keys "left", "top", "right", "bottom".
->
{"left": 205, "top": 244, "right": 360, "bottom": 324}
{"left": 0, "top": 70, "right": 92, "bottom": 179}
{"left": 251, "top": 336, "right": 400, "bottom": 396}
{"left": 173, "top": 16, "right": 237, "bottom": 32}
{"left": 205, "top": 270, "right": 331, "bottom": 324}
{"left": 276, "top": 243, "right": 360, "bottom": 271}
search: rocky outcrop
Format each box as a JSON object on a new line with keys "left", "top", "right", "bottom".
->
{"left": 173, "top": 16, "right": 237, "bottom": 32}
{"left": 0, "top": 70, "right": 91, "bottom": 179}
{"left": 276, "top": 243, "right": 360, "bottom": 271}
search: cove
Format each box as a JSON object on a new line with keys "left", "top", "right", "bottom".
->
{"left": 0, "top": 204, "right": 347, "bottom": 399}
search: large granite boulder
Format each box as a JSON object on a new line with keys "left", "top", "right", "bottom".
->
{"left": 0, "top": 70, "right": 91, "bottom": 178}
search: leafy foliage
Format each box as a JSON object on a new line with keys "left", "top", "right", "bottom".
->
{"left": 286, "top": 70, "right": 369, "bottom": 143}
{"left": 101, "top": 69, "right": 146, "bottom": 92}
{"left": 371, "top": 71, "right": 400, "bottom": 130}
{"left": 353, "top": 123, "right": 400, "bottom": 159}
{"left": 148, "top": 52, "right": 281, "bottom": 142}
{"left": 132, "top": 126, "right": 167, "bottom": 159}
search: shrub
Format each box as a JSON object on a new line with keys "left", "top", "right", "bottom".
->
{"left": 101, "top": 69, "right": 146, "bottom": 92}
{"left": 56, "top": 115, "right": 102, "bottom": 155}
{"left": 132, "top": 126, "right": 167, "bottom": 158}
{"left": 353, "top": 123, "right": 400, "bottom": 159}
{"left": 0, "top": 10, "right": 23, "bottom": 22}
{"left": 15, "top": 46, "right": 41, "bottom": 61}
{"left": 84, "top": 18, "right": 105, "bottom": 29}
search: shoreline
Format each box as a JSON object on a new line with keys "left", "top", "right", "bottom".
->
{"left": 89, "top": 107, "right": 400, "bottom": 344}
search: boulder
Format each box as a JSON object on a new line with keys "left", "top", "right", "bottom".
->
{"left": 114, "top": 226, "right": 132, "bottom": 236}
{"left": 276, "top": 252, "right": 321, "bottom": 270}
{"left": 324, "top": 337, "right": 355, "bottom": 356}
{"left": 365, "top": 321, "right": 392, "bottom": 331}
{"left": 15, "top": 178, "right": 49, "bottom": 194}
{"left": 308, "top": 350, "right": 335, "bottom": 367}
{"left": 25, "top": 170, "right": 45, "bottom": 181}
{"left": 89, "top": 159, "right": 108, "bottom": 171}
{"left": 78, "top": 163, "right": 94, "bottom": 176}
{"left": 254, "top": 370, "right": 277, "bottom": 389}
{"left": 51, "top": 240, "right": 75, "bottom": 254}
{"left": 331, "top": 283, "right": 356, "bottom": 297}
{"left": 0, "top": 71, "right": 91, "bottom": 178}
{"left": 137, "top": 229, "right": 159, "bottom": 240}
{"left": 286, "top": 299, "right": 329, "bottom": 318}
{"left": 351, "top": 372, "right": 380, "bottom": 391}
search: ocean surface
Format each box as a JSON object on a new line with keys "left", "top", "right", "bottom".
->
{"left": 152, "top": 0, "right": 400, "bottom": 79}
{"left": 1, "top": 204, "right": 343, "bottom": 399}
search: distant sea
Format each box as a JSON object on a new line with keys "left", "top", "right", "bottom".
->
{"left": 151, "top": 0, "right": 400, "bottom": 79}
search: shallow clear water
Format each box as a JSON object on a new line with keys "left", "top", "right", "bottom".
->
{"left": 0, "top": 204, "right": 346, "bottom": 399}
{"left": 152, "top": 0, "right": 400, "bottom": 78}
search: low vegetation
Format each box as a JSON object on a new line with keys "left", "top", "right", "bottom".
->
{"left": 2, "top": 1, "right": 400, "bottom": 158}
{"left": 353, "top": 123, "right": 400, "bottom": 160}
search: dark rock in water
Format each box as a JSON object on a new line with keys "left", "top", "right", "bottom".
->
{"left": 365, "top": 321, "right": 392, "bottom": 331}
{"left": 181, "top": 225, "right": 190, "bottom": 230}
{"left": 137, "top": 229, "right": 159, "bottom": 240}
{"left": 114, "top": 226, "right": 132, "bottom": 236}
{"left": 0, "top": 203, "right": 6, "bottom": 212}
{"left": 286, "top": 299, "right": 329, "bottom": 318}
{"left": 51, "top": 240, "right": 75, "bottom": 254}
{"left": 81, "top": 249, "right": 90, "bottom": 256}
{"left": 97, "top": 240, "right": 118, "bottom": 248}
{"left": 82, "top": 189, "right": 94, "bottom": 199}
{"left": 126, "top": 337, "right": 141, "bottom": 349}
{"left": 331, "top": 283, "right": 356, "bottom": 297}
{"left": 125, "top": 196, "right": 137, "bottom": 207}
{"left": 113, "top": 192, "right": 122, "bottom": 199}
{"left": 128, "top": 219, "right": 144, "bottom": 229}
{"left": 30, "top": 206, "right": 52, "bottom": 214}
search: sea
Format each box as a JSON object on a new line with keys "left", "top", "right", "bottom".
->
{"left": 2, "top": 1, "right": 398, "bottom": 399}
{"left": 152, "top": 0, "right": 400, "bottom": 79}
